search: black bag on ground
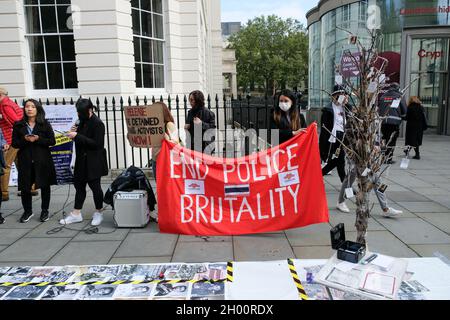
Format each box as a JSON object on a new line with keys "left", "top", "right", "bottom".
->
{"left": 104, "top": 166, "right": 156, "bottom": 211}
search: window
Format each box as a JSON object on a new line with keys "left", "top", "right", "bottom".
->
{"left": 24, "top": 0, "right": 77, "bottom": 90}
{"left": 132, "top": 0, "right": 165, "bottom": 89}
{"left": 340, "top": 5, "right": 351, "bottom": 29}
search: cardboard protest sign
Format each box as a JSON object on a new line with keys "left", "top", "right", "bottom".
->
{"left": 125, "top": 103, "right": 165, "bottom": 148}
{"left": 157, "top": 124, "right": 329, "bottom": 236}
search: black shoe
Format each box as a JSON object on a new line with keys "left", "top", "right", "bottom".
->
{"left": 413, "top": 154, "right": 421, "bottom": 160}
{"left": 387, "top": 160, "right": 396, "bottom": 165}
{"left": 0, "top": 213, "right": 4, "bottom": 224}
{"left": 20, "top": 212, "right": 34, "bottom": 223}
{"left": 40, "top": 210, "right": 49, "bottom": 222}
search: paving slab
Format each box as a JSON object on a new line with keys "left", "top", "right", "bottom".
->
{"left": 234, "top": 233, "right": 294, "bottom": 261}
{"left": 46, "top": 241, "right": 121, "bottom": 266}
{"left": 0, "top": 213, "right": 45, "bottom": 229}
{"left": 0, "top": 246, "right": 6, "bottom": 253}
{"left": 377, "top": 217, "right": 450, "bottom": 245}
{"left": 129, "top": 222, "right": 160, "bottom": 233}
{"left": 292, "top": 246, "right": 334, "bottom": 259}
{"left": 396, "top": 201, "right": 449, "bottom": 213}
{"left": 328, "top": 212, "right": 387, "bottom": 231}
{"left": 422, "top": 196, "right": 450, "bottom": 210}
{"left": 414, "top": 212, "right": 450, "bottom": 234}
{"left": 0, "top": 229, "right": 30, "bottom": 245}
{"left": 172, "top": 242, "right": 233, "bottom": 263}
{"left": 410, "top": 188, "right": 450, "bottom": 197}
{"left": 387, "top": 191, "right": 430, "bottom": 202}
{"left": 24, "top": 219, "right": 89, "bottom": 239}
{"left": 0, "top": 238, "right": 71, "bottom": 262}
{"left": 108, "top": 257, "right": 172, "bottom": 265}
{"left": 178, "top": 235, "right": 232, "bottom": 242}
{"left": 285, "top": 223, "right": 332, "bottom": 246}
{"left": 345, "top": 231, "right": 419, "bottom": 257}
{"left": 0, "top": 261, "right": 47, "bottom": 267}
{"left": 114, "top": 233, "right": 178, "bottom": 257}
{"left": 409, "top": 245, "right": 450, "bottom": 258}
{"left": 71, "top": 213, "right": 130, "bottom": 241}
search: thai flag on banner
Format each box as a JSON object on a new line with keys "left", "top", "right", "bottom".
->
{"left": 156, "top": 123, "right": 329, "bottom": 236}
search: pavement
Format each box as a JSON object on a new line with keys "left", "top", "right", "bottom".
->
{"left": 0, "top": 134, "right": 449, "bottom": 267}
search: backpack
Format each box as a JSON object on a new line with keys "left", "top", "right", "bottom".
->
{"left": 104, "top": 166, "right": 157, "bottom": 211}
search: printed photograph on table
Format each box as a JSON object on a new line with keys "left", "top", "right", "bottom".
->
{"left": 152, "top": 282, "right": 190, "bottom": 299}
{"left": 79, "top": 284, "right": 118, "bottom": 300}
{"left": 190, "top": 282, "right": 225, "bottom": 297}
{"left": 72, "top": 265, "right": 121, "bottom": 282}
{"left": 164, "top": 264, "right": 207, "bottom": 280}
{"left": 113, "top": 284, "right": 155, "bottom": 300}
{"left": 0, "top": 286, "right": 14, "bottom": 299}
{"left": 194, "top": 263, "right": 227, "bottom": 281}
{"left": 2, "top": 285, "right": 48, "bottom": 300}
{"left": 0, "top": 267, "right": 33, "bottom": 283}
{"left": 40, "top": 285, "right": 82, "bottom": 300}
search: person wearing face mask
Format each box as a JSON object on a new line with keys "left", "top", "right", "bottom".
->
{"left": 59, "top": 98, "right": 108, "bottom": 227}
{"left": 270, "top": 89, "right": 307, "bottom": 145}
{"left": 319, "top": 85, "right": 349, "bottom": 182}
{"left": 11, "top": 99, "right": 56, "bottom": 223}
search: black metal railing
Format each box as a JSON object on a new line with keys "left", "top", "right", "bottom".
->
{"left": 14, "top": 94, "right": 297, "bottom": 170}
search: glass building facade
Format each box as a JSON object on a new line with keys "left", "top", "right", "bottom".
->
{"left": 307, "top": 0, "right": 450, "bottom": 135}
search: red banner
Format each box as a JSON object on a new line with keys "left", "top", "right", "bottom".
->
{"left": 156, "top": 124, "right": 329, "bottom": 236}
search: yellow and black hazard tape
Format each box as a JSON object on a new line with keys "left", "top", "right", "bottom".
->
{"left": 287, "top": 259, "right": 308, "bottom": 300}
{"left": 226, "top": 261, "right": 233, "bottom": 283}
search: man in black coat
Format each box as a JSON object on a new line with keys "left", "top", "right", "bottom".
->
{"left": 378, "top": 82, "right": 407, "bottom": 164}
{"left": 60, "top": 99, "right": 108, "bottom": 227}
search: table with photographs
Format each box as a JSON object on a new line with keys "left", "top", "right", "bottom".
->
{"left": 0, "top": 258, "right": 449, "bottom": 300}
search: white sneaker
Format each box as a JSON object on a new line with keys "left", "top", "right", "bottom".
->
{"left": 91, "top": 212, "right": 103, "bottom": 226}
{"left": 383, "top": 207, "right": 403, "bottom": 218}
{"left": 149, "top": 211, "right": 158, "bottom": 222}
{"left": 59, "top": 213, "right": 83, "bottom": 225}
{"left": 336, "top": 202, "right": 350, "bottom": 213}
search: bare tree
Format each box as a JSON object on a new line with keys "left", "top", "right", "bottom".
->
{"left": 323, "top": 29, "right": 400, "bottom": 246}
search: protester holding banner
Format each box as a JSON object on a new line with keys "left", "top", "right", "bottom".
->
{"left": 59, "top": 99, "right": 108, "bottom": 227}
{"left": 0, "top": 87, "right": 23, "bottom": 202}
{"left": 11, "top": 99, "right": 57, "bottom": 223}
{"left": 184, "top": 90, "right": 216, "bottom": 154}
{"left": 270, "top": 89, "right": 307, "bottom": 145}
{"left": 0, "top": 129, "right": 7, "bottom": 224}
{"left": 319, "top": 85, "right": 349, "bottom": 182}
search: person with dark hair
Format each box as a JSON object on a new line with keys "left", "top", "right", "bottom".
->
{"left": 270, "top": 89, "right": 307, "bottom": 145}
{"left": 11, "top": 99, "right": 56, "bottom": 223}
{"left": 378, "top": 82, "right": 407, "bottom": 164}
{"left": 405, "top": 96, "right": 427, "bottom": 160}
{"left": 184, "top": 90, "right": 216, "bottom": 153}
{"left": 319, "top": 85, "right": 349, "bottom": 182}
{"left": 60, "top": 98, "right": 108, "bottom": 226}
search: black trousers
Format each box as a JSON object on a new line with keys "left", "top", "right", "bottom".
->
{"left": 381, "top": 124, "right": 400, "bottom": 161}
{"left": 322, "top": 131, "right": 346, "bottom": 182}
{"left": 21, "top": 166, "right": 51, "bottom": 213}
{"left": 74, "top": 178, "right": 103, "bottom": 211}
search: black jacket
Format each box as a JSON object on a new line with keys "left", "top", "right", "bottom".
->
{"left": 269, "top": 109, "right": 307, "bottom": 145}
{"left": 73, "top": 114, "right": 108, "bottom": 182}
{"left": 11, "top": 120, "right": 57, "bottom": 190}
{"left": 186, "top": 107, "right": 216, "bottom": 153}
{"left": 378, "top": 86, "right": 407, "bottom": 126}
{"left": 405, "top": 103, "right": 426, "bottom": 147}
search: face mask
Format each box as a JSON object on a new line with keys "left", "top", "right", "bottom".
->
{"left": 76, "top": 106, "right": 90, "bottom": 121}
{"left": 279, "top": 102, "right": 292, "bottom": 112}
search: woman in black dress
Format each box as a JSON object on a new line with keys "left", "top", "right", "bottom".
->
{"left": 12, "top": 99, "right": 56, "bottom": 223}
{"left": 405, "top": 96, "right": 427, "bottom": 160}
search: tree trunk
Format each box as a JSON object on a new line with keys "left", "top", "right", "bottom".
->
{"left": 355, "top": 176, "right": 370, "bottom": 246}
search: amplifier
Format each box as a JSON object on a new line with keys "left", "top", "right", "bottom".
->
{"left": 113, "top": 190, "right": 150, "bottom": 228}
